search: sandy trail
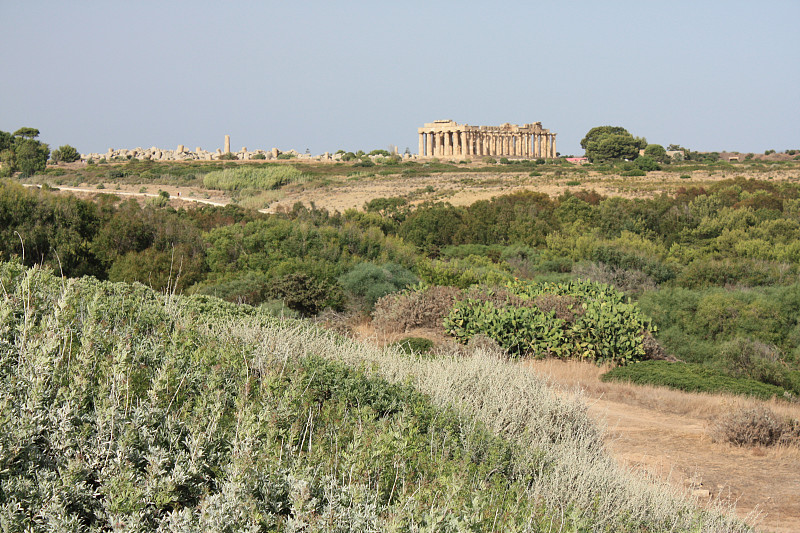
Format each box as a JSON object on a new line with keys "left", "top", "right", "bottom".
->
{"left": 522, "top": 359, "right": 800, "bottom": 533}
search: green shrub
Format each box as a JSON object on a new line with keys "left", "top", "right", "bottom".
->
{"left": 416, "top": 256, "right": 514, "bottom": 289}
{"left": 202, "top": 165, "right": 303, "bottom": 190}
{"left": 622, "top": 169, "right": 646, "bottom": 176}
{"left": 268, "top": 271, "right": 344, "bottom": 315}
{"left": 445, "top": 279, "right": 653, "bottom": 363}
{"left": 601, "top": 361, "right": 789, "bottom": 400}
{"left": 393, "top": 336, "right": 434, "bottom": 354}
{"left": 51, "top": 144, "right": 80, "bottom": 163}
{"left": 635, "top": 156, "right": 661, "bottom": 172}
{"left": 339, "top": 262, "right": 418, "bottom": 310}
{"left": 192, "top": 271, "right": 270, "bottom": 305}
{"left": 713, "top": 338, "right": 800, "bottom": 394}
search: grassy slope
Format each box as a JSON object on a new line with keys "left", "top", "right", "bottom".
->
{"left": 0, "top": 262, "right": 750, "bottom": 531}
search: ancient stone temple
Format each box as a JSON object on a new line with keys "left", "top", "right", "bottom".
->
{"left": 417, "top": 120, "right": 556, "bottom": 159}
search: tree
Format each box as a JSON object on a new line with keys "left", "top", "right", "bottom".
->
{"left": 644, "top": 144, "right": 667, "bottom": 162}
{"left": 580, "top": 126, "right": 646, "bottom": 162}
{"left": 51, "top": 144, "right": 80, "bottom": 163}
{"left": 635, "top": 155, "right": 661, "bottom": 172}
{"left": 0, "top": 127, "right": 50, "bottom": 176}
{"left": 0, "top": 130, "right": 12, "bottom": 152}
{"left": 13, "top": 127, "right": 40, "bottom": 140}
{"left": 14, "top": 139, "right": 49, "bottom": 177}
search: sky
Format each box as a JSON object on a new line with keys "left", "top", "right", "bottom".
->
{"left": 2, "top": 0, "right": 799, "bottom": 157}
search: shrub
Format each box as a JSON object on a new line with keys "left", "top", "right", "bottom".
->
{"left": 268, "top": 271, "right": 345, "bottom": 315}
{"left": 193, "top": 271, "right": 270, "bottom": 305}
{"left": 393, "top": 336, "right": 434, "bottom": 354}
{"left": 445, "top": 279, "right": 653, "bottom": 363}
{"left": 416, "top": 257, "right": 513, "bottom": 289}
{"left": 203, "top": 165, "right": 302, "bottom": 190}
{"left": 251, "top": 153, "right": 266, "bottom": 159}
{"left": 601, "top": 361, "right": 789, "bottom": 400}
{"left": 573, "top": 261, "right": 657, "bottom": 295}
{"left": 372, "top": 285, "right": 461, "bottom": 332}
{"left": 713, "top": 338, "right": 800, "bottom": 394}
{"left": 0, "top": 263, "right": 754, "bottom": 532}
{"left": 50, "top": 144, "right": 80, "bottom": 163}
{"left": 622, "top": 169, "right": 646, "bottom": 176}
{"left": 711, "top": 407, "right": 785, "bottom": 446}
{"left": 339, "top": 262, "right": 418, "bottom": 310}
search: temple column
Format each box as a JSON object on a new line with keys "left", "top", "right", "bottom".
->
{"left": 460, "top": 131, "right": 467, "bottom": 157}
{"left": 503, "top": 136, "right": 509, "bottom": 156}
{"left": 544, "top": 135, "right": 551, "bottom": 158}
{"left": 419, "top": 133, "right": 424, "bottom": 157}
{"left": 551, "top": 134, "right": 557, "bottom": 158}
{"left": 438, "top": 132, "right": 444, "bottom": 157}
{"left": 426, "top": 131, "right": 433, "bottom": 157}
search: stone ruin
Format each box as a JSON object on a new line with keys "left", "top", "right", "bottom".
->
{"left": 80, "top": 135, "right": 413, "bottom": 164}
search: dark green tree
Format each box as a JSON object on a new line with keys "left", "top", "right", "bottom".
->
{"left": 635, "top": 155, "right": 661, "bottom": 172}
{"left": 644, "top": 144, "right": 667, "bottom": 162}
{"left": 13, "top": 127, "right": 40, "bottom": 140}
{"left": 580, "top": 126, "right": 646, "bottom": 162}
{"left": 51, "top": 144, "right": 80, "bottom": 163}
{"left": 0, "top": 130, "right": 12, "bottom": 151}
{"left": 14, "top": 139, "right": 49, "bottom": 177}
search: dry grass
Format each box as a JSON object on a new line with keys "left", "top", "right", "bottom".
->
{"left": 217, "top": 320, "right": 753, "bottom": 532}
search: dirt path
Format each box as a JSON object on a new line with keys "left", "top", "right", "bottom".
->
{"left": 591, "top": 397, "right": 799, "bottom": 532}
{"left": 523, "top": 359, "right": 800, "bottom": 533}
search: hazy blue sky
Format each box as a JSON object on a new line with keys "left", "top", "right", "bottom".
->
{"left": 3, "top": 1, "right": 798, "bottom": 157}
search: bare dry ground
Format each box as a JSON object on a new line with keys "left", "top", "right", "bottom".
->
{"left": 266, "top": 166, "right": 800, "bottom": 213}
{"left": 31, "top": 160, "right": 800, "bottom": 213}
{"left": 524, "top": 359, "right": 800, "bottom": 533}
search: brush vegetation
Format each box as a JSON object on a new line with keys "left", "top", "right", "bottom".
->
{"left": 202, "top": 165, "right": 304, "bottom": 191}
{"left": 0, "top": 262, "right": 751, "bottom": 531}
{"left": 5, "top": 171, "right": 800, "bottom": 399}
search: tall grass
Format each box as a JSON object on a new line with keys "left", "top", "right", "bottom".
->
{"left": 224, "top": 320, "right": 754, "bottom": 532}
{"left": 202, "top": 164, "right": 304, "bottom": 191}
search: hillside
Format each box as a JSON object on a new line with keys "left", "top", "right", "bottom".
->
{"left": 0, "top": 262, "right": 751, "bottom": 531}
